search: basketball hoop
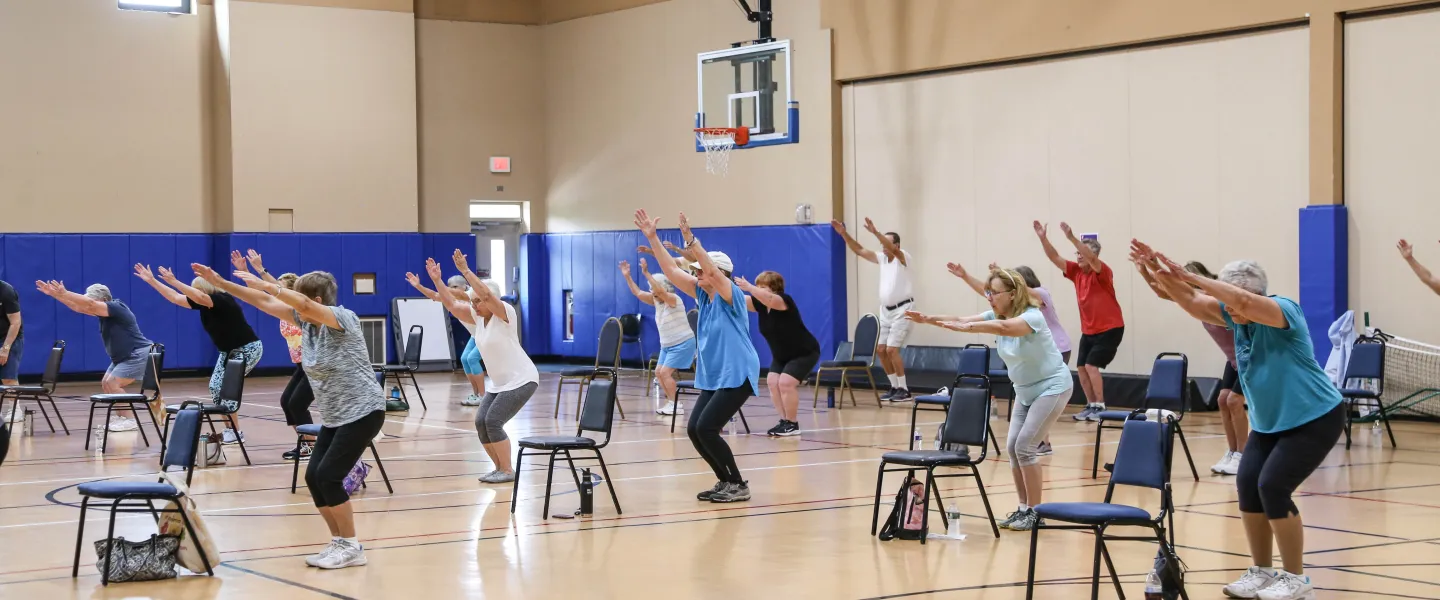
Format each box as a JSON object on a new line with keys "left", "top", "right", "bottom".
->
{"left": 695, "top": 127, "right": 748, "bottom": 176}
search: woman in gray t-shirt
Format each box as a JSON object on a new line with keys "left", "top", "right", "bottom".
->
{"left": 193, "top": 264, "right": 383, "bottom": 571}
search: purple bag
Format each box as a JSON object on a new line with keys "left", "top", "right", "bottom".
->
{"left": 342, "top": 460, "right": 371, "bottom": 496}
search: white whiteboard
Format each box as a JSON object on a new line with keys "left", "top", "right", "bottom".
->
{"left": 392, "top": 297, "right": 456, "bottom": 367}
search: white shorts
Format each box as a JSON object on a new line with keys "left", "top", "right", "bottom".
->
{"left": 877, "top": 303, "right": 913, "bottom": 348}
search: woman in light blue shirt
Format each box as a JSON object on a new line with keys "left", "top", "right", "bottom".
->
{"left": 1132, "top": 241, "right": 1342, "bottom": 600}
{"left": 907, "top": 268, "right": 1073, "bottom": 532}
{"left": 636, "top": 210, "right": 760, "bottom": 505}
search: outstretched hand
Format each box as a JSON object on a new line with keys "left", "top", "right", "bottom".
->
{"left": 234, "top": 271, "right": 265, "bottom": 289}
{"left": 452, "top": 249, "right": 470, "bottom": 273}
{"left": 638, "top": 257, "right": 648, "bottom": 272}
{"left": 246, "top": 249, "right": 265, "bottom": 272}
{"left": 662, "top": 240, "right": 684, "bottom": 254}
{"left": 157, "top": 266, "right": 179, "bottom": 283}
{"left": 946, "top": 262, "right": 968, "bottom": 279}
{"left": 35, "top": 280, "right": 59, "bottom": 297}
{"left": 634, "top": 209, "right": 661, "bottom": 237}
{"left": 1059, "top": 222, "right": 1075, "bottom": 239}
{"left": 1032, "top": 220, "right": 1047, "bottom": 238}
{"left": 618, "top": 260, "right": 631, "bottom": 275}
{"left": 405, "top": 272, "right": 422, "bottom": 287}
{"left": 830, "top": 219, "right": 847, "bottom": 235}
{"left": 230, "top": 250, "right": 248, "bottom": 272}
{"left": 1399, "top": 239, "right": 1415, "bottom": 260}
{"left": 903, "top": 310, "right": 928, "bottom": 322}
{"left": 863, "top": 217, "right": 879, "bottom": 235}
{"left": 191, "top": 263, "right": 224, "bottom": 285}
{"left": 733, "top": 275, "right": 752, "bottom": 289}
{"left": 637, "top": 245, "right": 655, "bottom": 257}
{"left": 133, "top": 263, "right": 156, "bottom": 283}
{"left": 425, "top": 258, "right": 443, "bottom": 281}
{"left": 677, "top": 212, "right": 693, "bottom": 241}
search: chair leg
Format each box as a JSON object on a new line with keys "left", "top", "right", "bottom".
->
{"left": 988, "top": 423, "right": 1002, "bottom": 456}
{"left": 811, "top": 370, "right": 823, "bottom": 408}
{"left": 407, "top": 371, "right": 427, "bottom": 411}
{"left": 926, "top": 467, "right": 948, "bottom": 531}
{"left": 594, "top": 450, "right": 622, "bottom": 514}
{"left": 1174, "top": 424, "right": 1199, "bottom": 481}
{"left": 177, "top": 502, "right": 215, "bottom": 576}
{"left": 1089, "top": 526, "right": 1103, "bottom": 600}
{"left": 46, "top": 395, "right": 70, "bottom": 435}
{"left": 1024, "top": 523, "right": 1040, "bottom": 600}
{"left": 368, "top": 443, "right": 393, "bottom": 493}
{"left": 871, "top": 462, "right": 888, "bottom": 535}
{"left": 908, "top": 405, "right": 920, "bottom": 451}
{"left": 85, "top": 403, "right": 97, "bottom": 451}
{"left": 144, "top": 499, "right": 161, "bottom": 524}
{"left": 1378, "top": 399, "right": 1399, "bottom": 448}
{"left": 291, "top": 435, "right": 303, "bottom": 494}
{"left": 32, "top": 397, "right": 57, "bottom": 434}
{"left": 738, "top": 408, "right": 750, "bottom": 434}
{"left": 227, "top": 414, "right": 252, "bottom": 466}
{"left": 972, "top": 466, "right": 1000, "bottom": 538}
{"left": 72, "top": 497, "right": 89, "bottom": 578}
{"left": 159, "top": 413, "right": 173, "bottom": 466}
{"left": 554, "top": 379, "right": 565, "bottom": 419}
{"left": 1343, "top": 399, "right": 1354, "bottom": 449}
{"left": 541, "top": 451, "right": 558, "bottom": 517}
{"left": 509, "top": 448, "right": 526, "bottom": 514}
{"left": 670, "top": 395, "right": 679, "bottom": 433}
{"left": 1098, "top": 531, "right": 1125, "bottom": 599}
{"left": 865, "top": 369, "right": 882, "bottom": 407}
{"left": 101, "top": 405, "right": 114, "bottom": 453}
{"left": 919, "top": 474, "right": 932, "bottom": 545}
{"left": 561, "top": 449, "right": 584, "bottom": 491}
{"left": 102, "top": 500, "right": 122, "bottom": 586}
{"left": 131, "top": 403, "right": 151, "bottom": 447}
{"left": 1090, "top": 422, "right": 1105, "bottom": 479}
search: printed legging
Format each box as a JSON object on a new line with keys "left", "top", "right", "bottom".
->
{"left": 210, "top": 340, "right": 263, "bottom": 412}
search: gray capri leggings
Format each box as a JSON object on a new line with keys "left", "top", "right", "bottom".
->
{"left": 1006, "top": 387, "right": 1074, "bottom": 467}
{"left": 475, "top": 382, "right": 539, "bottom": 443}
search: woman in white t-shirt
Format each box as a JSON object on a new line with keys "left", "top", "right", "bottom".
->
{"left": 406, "top": 270, "right": 486, "bottom": 406}
{"left": 620, "top": 258, "right": 695, "bottom": 416}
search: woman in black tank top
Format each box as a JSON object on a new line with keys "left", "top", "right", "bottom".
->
{"left": 736, "top": 271, "right": 820, "bottom": 437}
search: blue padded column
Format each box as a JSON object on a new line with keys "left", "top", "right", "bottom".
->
{"left": 1298, "top": 205, "right": 1348, "bottom": 365}
{"left": 519, "top": 233, "right": 550, "bottom": 356}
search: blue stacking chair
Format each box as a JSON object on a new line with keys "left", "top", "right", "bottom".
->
{"left": 72, "top": 401, "right": 214, "bottom": 586}
{"left": 988, "top": 350, "right": 1012, "bottom": 419}
{"left": 1027, "top": 418, "right": 1186, "bottom": 600}
{"left": 87, "top": 344, "right": 167, "bottom": 452}
{"left": 813, "top": 314, "right": 882, "bottom": 409}
{"left": 557, "top": 317, "right": 625, "bottom": 420}
{"left": 1091, "top": 353, "right": 1198, "bottom": 481}
{"left": 513, "top": 370, "right": 623, "bottom": 517}
{"left": 871, "top": 376, "right": 1001, "bottom": 542}
{"left": 910, "top": 344, "right": 1001, "bottom": 456}
{"left": 1340, "top": 335, "right": 1397, "bottom": 449}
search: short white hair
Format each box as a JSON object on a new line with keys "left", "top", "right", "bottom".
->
{"left": 84, "top": 283, "right": 112, "bottom": 301}
{"left": 651, "top": 273, "right": 675, "bottom": 293}
{"left": 1219, "top": 260, "right": 1268, "bottom": 295}
{"left": 469, "top": 279, "right": 502, "bottom": 300}
{"left": 446, "top": 275, "right": 467, "bottom": 289}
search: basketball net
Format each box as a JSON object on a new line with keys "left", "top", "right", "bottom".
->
{"left": 695, "top": 128, "right": 747, "bottom": 177}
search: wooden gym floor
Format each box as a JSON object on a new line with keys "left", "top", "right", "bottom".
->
{"left": 1, "top": 370, "right": 1438, "bottom": 599}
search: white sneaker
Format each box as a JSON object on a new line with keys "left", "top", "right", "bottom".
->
{"left": 2, "top": 408, "right": 20, "bottom": 424}
{"left": 1256, "top": 571, "right": 1314, "bottom": 600}
{"left": 460, "top": 394, "right": 481, "bottom": 407}
{"left": 107, "top": 417, "right": 139, "bottom": 432}
{"left": 658, "top": 402, "right": 683, "bottom": 416}
{"left": 317, "top": 540, "right": 367, "bottom": 569}
{"left": 1224, "top": 566, "right": 1279, "bottom": 598}
{"left": 1218, "top": 452, "right": 1242, "bottom": 476}
{"left": 1211, "top": 451, "right": 1234, "bottom": 474}
{"left": 306, "top": 540, "right": 341, "bottom": 567}
{"left": 222, "top": 428, "right": 245, "bottom": 444}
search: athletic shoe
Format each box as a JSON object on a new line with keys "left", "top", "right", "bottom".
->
{"left": 283, "top": 442, "right": 314, "bottom": 461}
{"left": 709, "top": 481, "right": 751, "bottom": 503}
{"left": 1224, "top": 566, "right": 1279, "bottom": 598}
{"left": 1255, "top": 571, "right": 1313, "bottom": 600}
{"left": 1211, "top": 451, "right": 1235, "bottom": 474}
{"left": 317, "top": 539, "right": 367, "bottom": 570}
{"left": 774, "top": 420, "right": 801, "bottom": 437}
{"left": 222, "top": 428, "right": 245, "bottom": 445}
{"left": 697, "top": 481, "right": 726, "bottom": 501}
{"left": 1008, "top": 509, "right": 1042, "bottom": 531}
{"left": 1036, "top": 440, "right": 1054, "bottom": 456}
{"left": 306, "top": 540, "right": 341, "bottom": 567}
{"left": 460, "top": 394, "right": 481, "bottom": 407}
{"left": 887, "top": 389, "right": 912, "bottom": 402}
{"left": 658, "top": 401, "right": 684, "bottom": 416}
{"left": 1072, "top": 405, "right": 1104, "bottom": 421}
{"left": 766, "top": 421, "right": 787, "bottom": 437}
{"left": 997, "top": 510, "right": 1025, "bottom": 530}
{"left": 879, "top": 389, "right": 898, "bottom": 401}
{"left": 479, "top": 470, "right": 516, "bottom": 483}
{"left": 2, "top": 409, "right": 20, "bottom": 424}
{"left": 1218, "top": 452, "right": 1242, "bottom": 476}
{"left": 107, "top": 417, "right": 139, "bottom": 432}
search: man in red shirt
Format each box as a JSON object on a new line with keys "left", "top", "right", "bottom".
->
{"left": 1035, "top": 221, "right": 1125, "bottom": 421}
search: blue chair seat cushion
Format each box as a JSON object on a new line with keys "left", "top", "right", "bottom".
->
{"left": 1, "top": 385, "right": 47, "bottom": 394}
{"left": 1034, "top": 502, "right": 1152, "bottom": 525}
{"left": 90, "top": 393, "right": 148, "bottom": 403}
{"left": 1097, "top": 410, "right": 1134, "bottom": 422}
{"left": 77, "top": 481, "right": 181, "bottom": 499}
{"left": 821, "top": 360, "right": 868, "bottom": 368}
{"left": 914, "top": 394, "right": 950, "bottom": 405}
{"left": 1340, "top": 388, "right": 1379, "bottom": 399}
{"left": 987, "top": 369, "right": 1010, "bottom": 379}
{"left": 560, "top": 367, "right": 598, "bottom": 377}
{"left": 296, "top": 424, "right": 323, "bottom": 436}
{"left": 380, "top": 364, "right": 413, "bottom": 372}
{"left": 518, "top": 435, "right": 598, "bottom": 449}
{"left": 881, "top": 449, "right": 972, "bottom": 466}
{"left": 165, "top": 403, "right": 229, "bottom": 414}
{"left": 677, "top": 380, "right": 696, "bottom": 389}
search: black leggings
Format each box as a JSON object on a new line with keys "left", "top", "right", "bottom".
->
{"left": 1236, "top": 403, "right": 1344, "bottom": 519}
{"left": 306, "top": 410, "right": 386, "bottom": 507}
{"left": 280, "top": 366, "right": 314, "bottom": 427}
{"left": 687, "top": 384, "right": 752, "bottom": 484}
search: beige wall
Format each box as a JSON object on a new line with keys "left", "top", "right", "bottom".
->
{"left": 844, "top": 29, "right": 1311, "bottom": 376}
{"left": 540, "top": 0, "right": 834, "bottom": 232}
{"left": 224, "top": 0, "right": 419, "bottom": 232}
{"left": 1345, "top": 8, "right": 1440, "bottom": 344}
{"left": 0, "top": 0, "right": 212, "bottom": 233}
{"left": 417, "top": 19, "right": 545, "bottom": 234}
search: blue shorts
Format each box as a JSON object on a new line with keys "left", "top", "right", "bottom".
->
{"left": 460, "top": 337, "right": 484, "bottom": 375}
{"left": 656, "top": 338, "right": 696, "bottom": 370}
{"left": 0, "top": 337, "right": 21, "bottom": 381}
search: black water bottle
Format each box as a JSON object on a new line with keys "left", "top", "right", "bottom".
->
{"left": 578, "top": 468, "right": 594, "bottom": 515}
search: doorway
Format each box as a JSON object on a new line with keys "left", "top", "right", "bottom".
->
{"left": 469, "top": 201, "right": 527, "bottom": 299}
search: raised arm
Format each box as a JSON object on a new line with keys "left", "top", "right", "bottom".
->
{"left": 863, "top": 218, "right": 906, "bottom": 266}
{"left": 677, "top": 213, "right": 733, "bottom": 303}
{"left": 635, "top": 209, "right": 699, "bottom": 298}
{"left": 1131, "top": 255, "right": 1172, "bottom": 301}
{"left": 831, "top": 219, "right": 878, "bottom": 264}
{"left": 405, "top": 272, "right": 442, "bottom": 302}
{"left": 36, "top": 281, "right": 109, "bottom": 317}
{"left": 452, "top": 250, "right": 509, "bottom": 323}
{"left": 619, "top": 260, "right": 655, "bottom": 305}
{"left": 637, "top": 258, "right": 678, "bottom": 307}
{"left": 734, "top": 276, "right": 785, "bottom": 312}
{"left": 947, "top": 262, "right": 987, "bottom": 297}
{"left": 1398, "top": 240, "right": 1440, "bottom": 296}
{"left": 904, "top": 310, "right": 987, "bottom": 327}
{"left": 158, "top": 267, "right": 214, "bottom": 308}
{"left": 133, "top": 264, "right": 191, "bottom": 308}
{"left": 1130, "top": 241, "right": 1227, "bottom": 327}
{"left": 423, "top": 259, "right": 477, "bottom": 322}
{"left": 1060, "top": 222, "right": 1103, "bottom": 272}
{"left": 240, "top": 250, "right": 280, "bottom": 286}
{"left": 947, "top": 316, "right": 1038, "bottom": 337}
{"left": 1033, "top": 221, "right": 1067, "bottom": 271}
{"left": 640, "top": 244, "right": 689, "bottom": 272}
{"left": 190, "top": 264, "right": 298, "bottom": 325}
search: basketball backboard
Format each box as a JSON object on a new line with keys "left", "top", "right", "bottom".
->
{"left": 696, "top": 39, "right": 798, "bottom": 151}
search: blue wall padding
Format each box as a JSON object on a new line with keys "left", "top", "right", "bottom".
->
{"left": 1298, "top": 205, "right": 1349, "bottom": 364}
{"left": 520, "top": 225, "right": 848, "bottom": 372}
{"left": 0, "top": 233, "right": 473, "bottom": 377}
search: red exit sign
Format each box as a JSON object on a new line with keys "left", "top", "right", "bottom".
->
{"left": 489, "top": 157, "right": 511, "bottom": 173}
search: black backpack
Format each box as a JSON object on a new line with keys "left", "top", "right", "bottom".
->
{"left": 877, "top": 476, "right": 926, "bottom": 541}
{"left": 1152, "top": 544, "right": 1187, "bottom": 599}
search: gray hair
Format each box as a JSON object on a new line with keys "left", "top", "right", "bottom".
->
{"left": 84, "top": 283, "right": 112, "bottom": 302}
{"left": 469, "top": 279, "right": 502, "bottom": 300}
{"left": 651, "top": 273, "right": 676, "bottom": 293}
{"left": 1081, "top": 238, "right": 1102, "bottom": 255}
{"left": 1219, "top": 260, "right": 1268, "bottom": 295}
{"left": 191, "top": 277, "right": 217, "bottom": 295}
{"left": 446, "top": 275, "right": 468, "bottom": 290}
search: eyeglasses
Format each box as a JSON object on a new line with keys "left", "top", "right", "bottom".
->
{"left": 984, "top": 289, "right": 1014, "bottom": 299}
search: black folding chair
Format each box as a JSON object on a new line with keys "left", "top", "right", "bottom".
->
{"left": 381, "top": 325, "right": 427, "bottom": 411}
{"left": 813, "top": 314, "right": 882, "bottom": 409}
{"left": 161, "top": 351, "right": 252, "bottom": 466}
{"left": 514, "top": 370, "right": 622, "bottom": 517}
{"left": 72, "top": 401, "right": 214, "bottom": 585}
{"left": 1, "top": 340, "right": 69, "bottom": 434}
{"left": 1091, "top": 353, "right": 1198, "bottom": 481}
{"left": 557, "top": 317, "right": 624, "bottom": 419}
{"left": 88, "top": 344, "right": 166, "bottom": 452}
{"left": 871, "top": 376, "right": 1001, "bottom": 542}
{"left": 619, "top": 313, "right": 645, "bottom": 374}
{"left": 1341, "top": 335, "right": 1397, "bottom": 449}
{"left": 909, "top": 345, "right": 1001, "bottom": 456}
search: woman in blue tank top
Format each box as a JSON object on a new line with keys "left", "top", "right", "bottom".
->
{"left": 635, "top": 209, "right": 760, "bottom": 504}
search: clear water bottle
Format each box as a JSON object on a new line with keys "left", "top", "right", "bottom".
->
{"left": 727, "top": 414, "right": 738, "bottom": 436}
{"left": 1144, "top": 570, "right": 1163, "bottom": 599}
{"left": 945, "top": 504, "right": 964, "bottom": 540}
{"left": 913, "top": 427, "right": 923, "bottom": 447}
{"left": 651, "top": 377, "right": 664, "bottom": 413}
{"left": 1372, "top": 420, "right": 1383, "bottom": 447}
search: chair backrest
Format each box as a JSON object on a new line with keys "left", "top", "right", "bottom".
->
{"left": 940, "top": 375, "right": 992, "bottom": 454}
{"left": 1345, "top": 336, "right": 1386, "bottom": 392}
{"left": 217, "top": 352, "right": 247, "bottom": 411}
{"left": 686, "top": 309, "right": 699, "bottom": 334}
{"left": 852, "top": 314, "right": 880, "bottom": 364}
{"left": 40, "top": 340, "right": 66, "bottom": 391}
{"left": 619, "top": 313, "right": 642, "bottom": 340}
{"left": 954, "top": 344, "right": 990, "bottom": 386}
{"left": 988, "top": 350, "right": 1007, "bottom": 374}
{"left": 595, "top": 317, "right": 623, "bottom": 368}
{"left": 162, "top": 401, "right": 205, "bottom": 478}
{"left": 403, "top": 325, "right": 424, "bottom": 368}
{"left": 1107, "top": 419, "right": 1169, "bottom": 495}
{"left": 1144, "top": 353, "right": 1189, "bottom": 415}
{"left": 577, "top": 370, "right": 618, "bottom": 443}
{"left": 140, "top": 344, "right": 166, "bottom": 398}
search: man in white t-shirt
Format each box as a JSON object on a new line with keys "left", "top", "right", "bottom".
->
{"left": 832, "top": 218, "right": 914, "bottom": 401}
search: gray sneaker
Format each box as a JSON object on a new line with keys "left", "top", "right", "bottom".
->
{"left": 997, "top": 510, "right": 1025, "bottom": 530}
{"left": 1008, "top": 509, "right": 1043, "bottom": 531}
{"left": 1072, "top": 406, "right": 1103, "bottom": 422}
{"left": 317, "top": 539, "right": 367, "bottom": 569}
{"left": 697, "top": 481, "right": 727, "bottom": 501}
{"left": 479, "top": 470, "right": 516, "bottom": 483}
{"left": 709, "top": 481, "right": 751, "bottom": 503}
{"left": 306, "top": 540, "right": 341, "bottom": 567}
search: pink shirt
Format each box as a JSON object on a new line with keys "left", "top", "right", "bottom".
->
{"left": 1031, "top": 286, "right": 1072, "bottom": 354}
{"left": 1202, "top": 322, "right": 1237, "bottom": 366}
{"left": 280, "top": 320, "right": 303, "bottom": 363}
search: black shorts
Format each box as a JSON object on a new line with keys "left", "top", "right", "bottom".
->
{"left": 770, "top": 351, "right": 821, "bottom": 381}
{"left": 1076, "top": 327, "right": 1124, "bottom": 369}
{"left": 1220, "top": 362, "right": 1244, "bottom": 393}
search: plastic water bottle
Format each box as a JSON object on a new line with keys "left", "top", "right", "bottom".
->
{"left": 1144, "top": 570, "right": 1164, "bottom": 599}
{"left": 390, "top": 386, "right": 401, "bottom": 401}
{"left": 913, "top": 427, "right": 923, "bottom": 447}
{"left": 945, "top": 504, "right": 964, "bottom": 540}
{"left": 651, "top": 378, "right": 664, "bottom": 413}
{"left": 727, "top": 414, "right": 739, "bottom": 436}
{"left": 1372, "top": 420, "right": 1383, "bottom": 447}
